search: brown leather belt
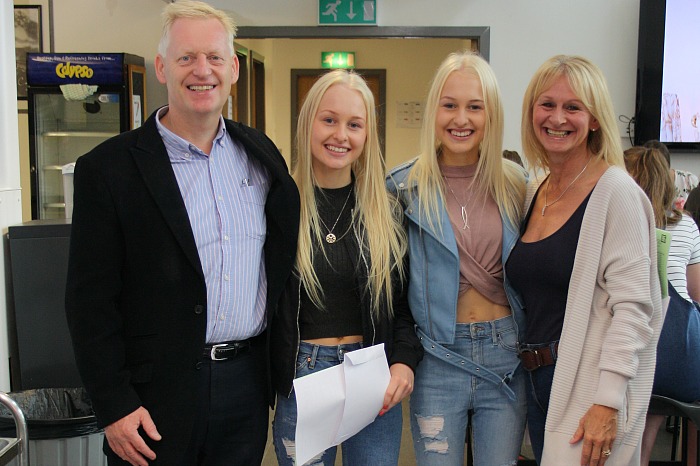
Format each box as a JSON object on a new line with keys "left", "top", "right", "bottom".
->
{"left": 519, "top": 342, "right": 559, "bottom": 371}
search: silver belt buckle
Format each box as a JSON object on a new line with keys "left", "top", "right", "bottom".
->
{"left": 210, "top": 343, "right": 229, "bottom": 361}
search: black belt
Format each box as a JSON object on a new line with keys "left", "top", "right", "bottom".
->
{"left": 203, "top": 339, "right": 252, "bottom": 361}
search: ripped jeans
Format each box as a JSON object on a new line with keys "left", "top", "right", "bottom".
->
{"left": 272, "top": 341, "right": 403, "bottom": 466}
{"left": 410, "top": 317, "right": 527, "bottom": 466}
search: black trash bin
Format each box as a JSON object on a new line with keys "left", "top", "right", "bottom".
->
{"left": 0, "top": 388, "right": 106, "bottom": 466}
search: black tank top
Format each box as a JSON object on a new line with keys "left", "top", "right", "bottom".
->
{"left": 506, "top": 189, "right": 591, "bottom": 344}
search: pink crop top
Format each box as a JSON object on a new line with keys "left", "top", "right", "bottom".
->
{"left": 440, "top": 163, "right": 508, "bottom": 307}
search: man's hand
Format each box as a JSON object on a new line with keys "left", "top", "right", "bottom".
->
{"left": 379, "top": 363, "right": 414, "bottom": 416}
{"left": 104, "top": 407, "right": 162, "bottom": 466}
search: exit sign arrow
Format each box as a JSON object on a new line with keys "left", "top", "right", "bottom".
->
{"left": 319, "top": 0, "right": 376, "bottom": 25}
{"left": 347, "top": 2, "right": 356, "bottom": 20}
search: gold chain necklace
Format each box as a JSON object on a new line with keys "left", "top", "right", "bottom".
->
{"left": 542, "top": 156, "right": 592, "bottom": 216}
{"left": 318, "top": 187, "right": 353, "bottom": 243}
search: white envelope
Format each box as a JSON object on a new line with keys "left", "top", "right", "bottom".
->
{"left": 293, "top": 344, "right": 390, "bottom": 466}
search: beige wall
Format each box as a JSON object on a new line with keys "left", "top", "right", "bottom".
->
{"left": 237, "top": 38, "right": 470, "bottom": 170}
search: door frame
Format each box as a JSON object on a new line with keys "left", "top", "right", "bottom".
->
{"left": 235, "top": 26, "right": 489, "bottom": 166}
{"left": 236, "top": 26, "right": 490, "bottom": 60}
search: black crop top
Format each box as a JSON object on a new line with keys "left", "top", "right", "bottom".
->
{"left": 299, "top": 183, "right": 363, "bottom": 340}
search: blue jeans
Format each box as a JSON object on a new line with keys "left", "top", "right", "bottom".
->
{"left": 522, "top": 342, "right": 558, "bottom": 465}
{"left": 410, "top": 317, "right": 526, "bottom": 466}
{"left": 273, "top": 341, "right": 403, "bottom": 466}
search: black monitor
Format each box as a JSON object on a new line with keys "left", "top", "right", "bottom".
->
{"left": 634, "top": 0, "right": 700, "bottom": 151}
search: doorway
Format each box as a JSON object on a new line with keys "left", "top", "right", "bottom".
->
{"left": 235, "top": 27, "right": 487, "bottom": 169}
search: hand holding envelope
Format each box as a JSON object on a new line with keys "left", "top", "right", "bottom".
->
{"left": 292, "top": 344, "right": 391, "bottom": 466}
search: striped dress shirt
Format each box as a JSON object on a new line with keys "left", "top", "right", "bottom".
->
{"left": 156, "top": 108, "right": 270, "bottom": 342}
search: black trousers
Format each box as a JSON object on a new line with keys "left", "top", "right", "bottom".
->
{"left": 107, "top": 343, "right": 268, "bottom": 466}
{"left": 182, "top": 342, "right": 268, "bottom": 466}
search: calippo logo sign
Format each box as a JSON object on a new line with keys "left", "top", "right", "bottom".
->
{"left": 27, "top": 53, "right": 126, "bottom": 86}
{"left": 55, "top": 62, "right": 94, "bottom": 79}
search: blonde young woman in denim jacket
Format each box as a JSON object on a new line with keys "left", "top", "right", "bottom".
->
{"left": 387, "top": 51, "right": 527, "bottom": 466}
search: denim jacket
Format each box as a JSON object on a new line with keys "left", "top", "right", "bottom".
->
{"left": 386, "top": 159, "right": 525, "bottom": 398}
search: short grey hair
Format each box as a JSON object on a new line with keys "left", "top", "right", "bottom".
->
{"left": 158, "top": 0, "right": 237, "bottom": 57}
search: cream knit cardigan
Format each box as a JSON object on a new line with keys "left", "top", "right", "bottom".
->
{"left": 529, "top": 166, "right": 664, "bottom": 465}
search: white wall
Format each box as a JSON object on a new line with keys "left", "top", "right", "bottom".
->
{"left": 53, "top": 0, "right": 168, "bottom": 113}
{"left": 2, "top": 0, "right": 24, "bottom": 392}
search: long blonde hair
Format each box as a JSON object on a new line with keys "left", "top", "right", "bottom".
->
{"left": 406, "top": 50, "right": 525, "bottom": 231}
{"left": 521, "top": 55, "right": 624, "bottom": 172}
{"left": 293, "top": 70, "right": 407, "bottom": 316}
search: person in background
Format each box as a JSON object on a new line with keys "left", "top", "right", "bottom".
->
{"left": 270, "top": 69, "right": 423, "bottom": 465}
{"left": 503, "top": 149, "right": 525, "bottom": 167}
{"left": 685, "top": 186, "right": 700, "bottom": 229}
{"left": 624, "top": 145, "right": 700, "bottom": 466}
{"left": 506, "top": 55, "right": 663, "bottom": 465}
{"left": 65, "top": 2, "right": 300, "bottom": 465}
{"left": 644, "top": 139, "right": 699, "bottom": 210}
{"left": 387, "top": 51, "right": 527, "bottom": 466}
{"left": 626, "top": 146, "right": 700, "bottom": 303}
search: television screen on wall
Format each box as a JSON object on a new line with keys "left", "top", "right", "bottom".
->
{"left": 634, "top": 0, "right": 700, "bottom": 150}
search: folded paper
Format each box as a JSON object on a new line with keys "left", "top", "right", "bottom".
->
{"left": 293, "top": 344, "right": 390, "bottom": 466}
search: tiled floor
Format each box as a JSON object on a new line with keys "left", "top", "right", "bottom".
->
{"left": 261, "top": 399, "right": 680, "bottom": 465}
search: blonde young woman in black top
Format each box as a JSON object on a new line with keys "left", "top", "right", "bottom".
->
{"left": 270, "top": 70, "right": 423, "bottom": 465}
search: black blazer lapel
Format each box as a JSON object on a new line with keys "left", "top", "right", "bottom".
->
{"left": 130, "top": 116, "right": 204, "bottom": 278}
{"left": 225, "top": 120, "right": 300, "bottom": 321}
{"left": 226, "top": 120, "right": 299, "bottom": 254}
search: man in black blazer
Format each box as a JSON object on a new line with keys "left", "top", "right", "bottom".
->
{"left": 64, "top": 2, "right": 299, "bottom": 465}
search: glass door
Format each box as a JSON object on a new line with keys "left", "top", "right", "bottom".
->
{"left": 30, "top": 91, "right": 121, "bottom": 219}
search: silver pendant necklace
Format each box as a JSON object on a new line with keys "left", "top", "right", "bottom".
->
{"left": 542, "top": 156, "right": 592, "bottom": 216}
{"left": 319, "top": 187, "right": 353, "bottom": 243}
{"left": 443, "top": 176, "right": 473, "bottom": 230}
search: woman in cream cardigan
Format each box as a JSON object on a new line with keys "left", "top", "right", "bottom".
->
{"left": 505, "top": 55, "right": 664, "bottom": 465}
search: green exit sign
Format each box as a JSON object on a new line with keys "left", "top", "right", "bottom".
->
{"left": 321, "top": 52, "right": 356, "bottom": 69}
{"left": 319, "top": 0, "right": 377, "bottom": 25}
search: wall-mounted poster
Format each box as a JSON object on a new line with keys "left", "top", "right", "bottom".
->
{"left": 14, "top": 0, "right": 54, "bottom": 100}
